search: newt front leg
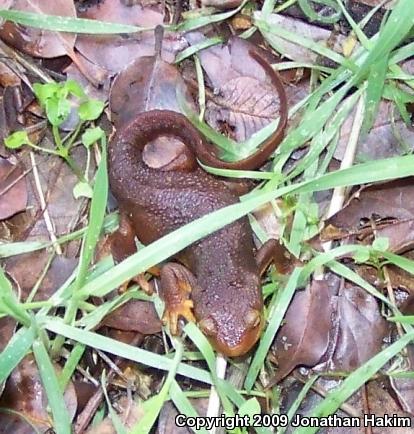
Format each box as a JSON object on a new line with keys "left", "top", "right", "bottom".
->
{"left": 256, "top": 239, "right": 298, "bottom": 276}
{"left": 159, "top": 263, "right": 196, "bottom": 335}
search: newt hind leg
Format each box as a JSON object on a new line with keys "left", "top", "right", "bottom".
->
{"left": 109, "top": 213, "right": 155, "bottom": 294}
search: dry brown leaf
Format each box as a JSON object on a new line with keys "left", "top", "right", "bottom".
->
{"left": 0, "top": 355, "right": 77, "bottom": 434}
{"left": 270, "top": 279, "right": 334, "bottom": 383}
{"left": 206, "top": 75, "right": 281, "bottom": 142}
{"left": 256, "top": 13, "right": 345, "bottom": 63}
{"left": 157, "top": 400, "right": 209, "bottom": 434}
{"left": 325, "top": 285, "right": 388, "bottom": 372}
{"left": 368, "top": 380, "right": 414, "bottom": 432}
{"left": 191, "top": 35, "right": 304, "bottom": 142}
{"left": 76, "top": 0, "right": 186, "bottom": 74}
{"left": 85, "top": 396, "right": 144, "bottom": 434}
{"left": 110, "top": 52, "right": 195, "bottom": 128}
{"left": 0, "top": 60, "right": 21, "bottom": 87}
{"left": 0, "top": 0, "right": 77, "bottom": 58}
{"left": 102, "top": 300, "right": 162, "bottom": 335}
{"left": 321, "top": 178, "right": 414, "bottom": 241}
{"left": 336, "top": 100, "right": 414, "bottom": 161}
{"left": 0, "top": 157, "right": 27, "bottom": 220}
{"left": 5, "top": 253, "right": 77, "bottom": 301}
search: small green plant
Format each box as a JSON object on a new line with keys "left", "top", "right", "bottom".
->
{"left": 4, "top": 79, "right": 105, "bottom": 196}
{"left": 353, "top": 236, "right": 390, "bottom": 266}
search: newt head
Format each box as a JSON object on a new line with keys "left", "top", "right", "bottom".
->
{"left": 197, "top": 304, "right": 264, "bottom": 358}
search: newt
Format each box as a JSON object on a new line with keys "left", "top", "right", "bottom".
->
{"left": 108, "top": 50, "right": 288, "bottom": 357}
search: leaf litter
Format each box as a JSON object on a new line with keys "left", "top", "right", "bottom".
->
{"left": 1, "top": 0, "right": 414, "bottom": 432}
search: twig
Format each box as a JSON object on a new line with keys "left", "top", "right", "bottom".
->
{"left": 74, "top": 334, "right": 143, "bottom": 434}
{"left": 293, "top": 372, "right": 361, "bottom": 418}
{"left": 327, "top": 96, "right": 365, "bottom": 217}
{"left": 0, "top": 39, "right": 53, "bottom": 85}
{"left": 29, "top": 151, "right": 62, "bottom": 255}
{"left": 318, "top": 94, "right": 365, "bottom": 262}
{"left": 0, "top": 165, "right": 33, "bottom": 198}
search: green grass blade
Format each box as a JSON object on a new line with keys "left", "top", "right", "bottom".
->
{"left": 175, "top": 37, "right": 223, "bottom": 64}
{"left": 255, "top": 14, "right": 353, "bottom": 69}
{"left": 170, "top": 381, "right": 210, "bottom": 434}
{"left": 383, "top": 251, "right": 414, "bottom": 275}
{"left": 74, "top": 138, "right": 108, "bottom": 290}
{"left": 174, "top": 1, "right": 247, "bottom": 32}
{"left": 43, "top": 319, "right": 212, "bottom": 385}
{"left": 0, "top": 268, "right": 31, "bottom": 327}
{"left": 32, "top": 339, "right": 72, "bottom": 434}
{"left": 184, "top": 322, "right": 234, "bottom": 415}
{"left": 362, "top": 55, "right": 389, "bottom": 134}
{"left": 389, "top": 316, "right": 414, "bottom": 325}
{"left": 279, "top": 375, "right": 318, "bottom": 434}
{"left": 131, "top": 340, "right": 184, "bottom": 434}
{"left": 298, "top": 0, "right": 342, "bottom": 24}
{"left": 0, "top": 325, "right": 36, "bottom": 383}
{"left": 245, "top": 268, "right": 302, "bottom": 391}
{"left": 59, "top": 343, "right": 85, "bottom": 390}
{"left": 352, "top": 0, "right": 414, "bottom": 84}
{"left": 273, "top": 85, "right": 351, "bottom": 171}
{"left": 0, "top": 9, "right": 144, "bottom": 34}
{"left": 292, "top": 331, "right": 414, "bottom": 434}
{"left": 76, "top": 290, "right": 147, "bottom": 330}
{"left": 0, "top": 214, "right": 118, "bottom": 258}
{"left": 262, "top": 0, "right": 276, "bottom": 17}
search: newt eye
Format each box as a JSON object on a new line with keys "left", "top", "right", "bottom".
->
{"left": 198, "top": 317, "right": 217, "bottom": 336}
{"left": 245, "top": 309, "right": 261, "bottom": 329}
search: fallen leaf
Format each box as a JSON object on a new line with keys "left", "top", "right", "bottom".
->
{"left": 253, "top": 202, "right": 284, "bottom": 241}
{"left": 157, "top": 399, "right": 209, "bottom": 434}
{"left": 336, "top": 100, "right": 414, "bottom": 162}
{"left": 0, "top": 355, "right": 77, "bottom": 434}
{"left": 321, "top": 178, "right": 414, "bottom": 242}
{"left": 0, "top": 59, "right": 21, "bottom": 87}
{"left": 188, "top": 34, "right": 271, "bottom": 91}
{"left": 76, "top": 0, "right": 186, "bottom": 74}
{"left": 5, "top": 253, "right": 77, "bottom": 301}
{"left": 326, "top": 284, "right": 388, "bottom": 372}
{"left": 190, "top": 35, "right": 304, "bottom": 142}
{"left": 0, "top": 0, "right": 77, "bottom": 58}
{"left": 368, "top": 380, "right": 414, "bottom": 432}
{"left": 25, "top": 146, "right": 91, "bottom": 241}
{"left": 0, "top": 156, "right": 27, "bottom": 220}
{"left": 102, "top": 300, "right": 162, "bottom": 335}
{"left": 254, "top": 13, "right": 345, "bottom": 63}
{"left": 109, "top": 50, "right": 195, "bottom": 128}
{"left": 356, "top": 259, "right": 414, "bottom": 293}
{"left": 270, "top": 279, "right": 334, "bottom": 384}
{"left": 206, "top": 75, "right": 282, "bottom": 142}
{"left": 85, "top": 396, "right": 143, "bottom": 434}
{"left": 142, "top": 136, "right": 189, "bottom": 169}
{"left": 372, "top": 220, "right": 414, "bottom": 254}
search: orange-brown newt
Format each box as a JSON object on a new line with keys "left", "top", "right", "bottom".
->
{"left": 108, "top": 50, "right": 288, "bottom": 357}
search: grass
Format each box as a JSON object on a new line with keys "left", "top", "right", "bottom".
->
{"left": 1, "top": 0, "right": 414, "bottom": 433}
